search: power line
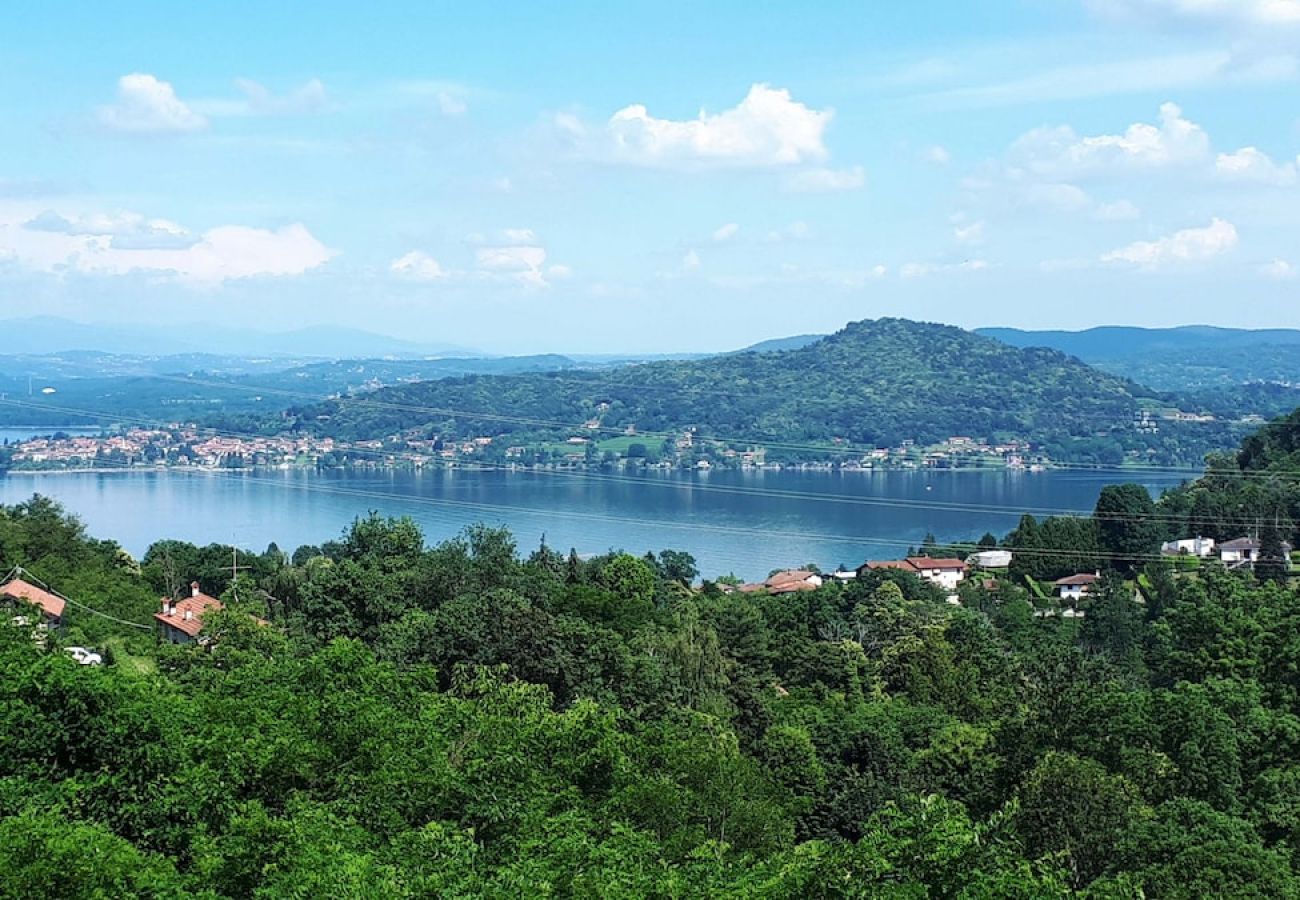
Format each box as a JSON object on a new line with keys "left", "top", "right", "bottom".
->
{"left": 2, "top": 448, "right": 1278, "bottom": 569}
{"left": 1, "top": 565, "right": 153, "bottom": 631}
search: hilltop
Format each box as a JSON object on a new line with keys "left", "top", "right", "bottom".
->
{"left": 287, "top": 318, "right": 1168, "bottom": 459}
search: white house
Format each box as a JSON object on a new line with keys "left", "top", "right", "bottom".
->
{"left": 1161, "top": 537, "right": 1216, "bottom": 558}
{"left": 968, "top": 549, "right": 1013, "bottom": 569}
{"left": 904, "top": 557, "right": 968, "bottom": 593}
{"left": 1218, "top": 538, "right": 1261, "bottom": 568}
{"left": 1054, "top": 573, "right": 1099, "bottom": 603}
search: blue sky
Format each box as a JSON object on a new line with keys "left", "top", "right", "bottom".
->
{"left": 2, "top": 0, "right": 1299, "bottom": 352}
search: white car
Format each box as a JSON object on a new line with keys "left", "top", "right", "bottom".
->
{"left": 65, "top": 646, "right": 103, "bottom": 666}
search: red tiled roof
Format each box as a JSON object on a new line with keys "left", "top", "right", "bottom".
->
{"left": 767, "top": 580, "right": 819, "bottom": 594}
{"left": 765, "top": 570, "right": 819, "bottom": 587}
{"left": 1055, "top": 573, "right": 1100, "bottom": 587}
{"left": 154, "top": 591, "right": 224, "bottom": 638}
{"left": 1, "top": 578, "right": 65, "bottom": 619}
{"left": 865, "top": 560, "right": 916, "bottom": 571}
{"left": 905, "top": 557, "right": 967, "bottom": 571}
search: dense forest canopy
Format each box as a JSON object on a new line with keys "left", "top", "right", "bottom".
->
{"left": 0, "top": 411, "right": 1299, "bottom": 895}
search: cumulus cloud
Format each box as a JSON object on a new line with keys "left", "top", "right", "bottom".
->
{"left": 97, "top": 74, "right": 208, "bottom": 134}
{"left": 1260, "top": 258, "right": 1297, "bottom": 279}
{"left": 1102, "top": 217, "right": 1238, "bottom": 267}
{"left": 390, "top": 250, "right": 448, "bottom": 281}
{"left": 711, "top": 222, "right": 740, "bottom": 242}
{"left": 390, "top": 230, "right": 565, "bottom": 287}
{"left": 24, "top": 209, "right": 192, "bottom": 246}
{"left": 1215, "top": 147, "right": 1298, "bottom": 184}
{"left": 783, "top": 165, "right": 866, "bottom": 192}
{"left": 595, "top": 84, "right": 833, "bottom": 168}
{"left": 3, "top": 208, "right": 331, "bottom": 283}
{"left": 1009, "top": 102, "right": 1209, "bottom": 177}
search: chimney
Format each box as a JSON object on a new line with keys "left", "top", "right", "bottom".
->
{"left": 191, "top": 581, "right": 200, "bottom": 597}
{"left": 161, "top": 597, "right": 172, "bottom": 615}
{"left": 184, "top": 609, "right": 192, "bottom": 620}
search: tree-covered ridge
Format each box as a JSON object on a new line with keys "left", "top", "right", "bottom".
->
{"left": 287, "top": 318, "right": 1160, "bottom": 456}
{"left": 4, "top": 446, "right": 1300, "bottom": 896}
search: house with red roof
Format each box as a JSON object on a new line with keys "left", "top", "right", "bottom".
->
{"left": 857, "top": 557, "right": 968, "bottom": 593}
{"left": 1, "top": 577, "right": 66, "bottom": 626}
{"left": 154, "top": 582, "right": 226, "bottom": 644}
{"left": 763, "top": 570, "right": 824, "bottom": 594}
{"left": 1054, "top": 573, "right": 1100, "bottom": 603}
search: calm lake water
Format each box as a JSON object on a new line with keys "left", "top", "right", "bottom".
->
{"left": 0, "top": 467, "right": 1189, "bottom": 579}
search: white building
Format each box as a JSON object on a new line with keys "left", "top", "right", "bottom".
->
{"left": 1218, "top": 538, "right": 1261, "bottom": 568}
{"left": 1161, "top": 537, "right": 1216, "bottom": 558}
{"left": 1054, "top": 573, "right": 1099, "bottom": 603}
{"left": 968, "top": 549, "right": 1013, "bottom": 569}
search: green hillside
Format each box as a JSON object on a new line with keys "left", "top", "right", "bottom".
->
{"left": 288, "top": 318, "right": 1168, "bottom": 458}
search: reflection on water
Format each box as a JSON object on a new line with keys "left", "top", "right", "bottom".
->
{"left": 0, "top": 466, "right": 1188, "bottom": 580}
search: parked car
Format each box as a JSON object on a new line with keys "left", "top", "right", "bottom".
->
{"left": 64, "top": 646, "right": 103, "bottom": 666}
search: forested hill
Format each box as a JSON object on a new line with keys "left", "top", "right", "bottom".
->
{"left": 978, "top": 325, "right": 1300, "bottom": 393}
{"left": 287, "top": 318, "right": 1158, "bottom": 453}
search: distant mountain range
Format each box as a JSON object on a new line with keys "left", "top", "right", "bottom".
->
{"left": 0, "top": 316, "right": 478, "bottom": 359}
{"left": 976, "top": 326, "right": 1300, "bottom": 390}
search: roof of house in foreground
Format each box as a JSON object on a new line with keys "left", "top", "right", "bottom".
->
{"left": 1, "top": 577, "right": 66, "bottom": 619}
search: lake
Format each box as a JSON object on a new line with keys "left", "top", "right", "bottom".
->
{"left": 0, "top": 466, "right": 1190, "bottom": 579}
{"left": 0, "top": 427, "right": 102, "bottom": 444}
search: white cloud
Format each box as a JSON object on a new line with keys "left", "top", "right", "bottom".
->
{"left": 24, "top": 209, "right": 193, "bottom": 248}
{"left": 900, "top": 259, "right": 989, "bottom": 279}
{"left": 682, "top": 249, "right": 702, "bottom": 271}
{"left": 476, "top": 245, "right": 547, "bottom": 273}
{"left": 712, "top": 222, "right": 740, "bottom": 242}
{"left": 764, "top": 221, "right": 811, "bottom": 242}
{"left": 783, "top": 165, "right": 866, "bottom": 192}
{"left": 390, "top": 250, "right": 448, "bottom": 281}
{"left": 231, "top": 78, "right": 328, "bottom": 116}
{"left": 601, "top": 83, "right": 833, "bottom": 168}
{"left": 1215, "top": 147, "right": 1298, "bottom": 184}
{"left": 1094, "top": 199, "right": 1142, "bottom": 221}
{"left": 436, "top": 90, "right": 468, "bottom": 116}
{"left": 1021, "top": 182, "right": 1093, "bottom": 213}
{"left": 474, "top": 233, "right": 557, "bottom": 287}
{"left": 1087, "top": 0, "right": 1300, "bottom": 26}
{"left": 1260, "top": 258, "right": 1298, "bottom": 279}
{"left": 4, "top": 209, "right": 332, "bottom": 284}
{"left": 97, "top": 74, "right": 208, "bottom": 134}
{"left": 1102, "top": 217, "right": 1238, "bottom": 267}
{"left": 923, "top": 145, "right": 952, "bottom": 165}
{"left": 1010, "top": 102, "right": 1209, "bottom": 177}
{"left": 954, "top": 221, "right": 986, "bottom": 244}
{"left": 921, "top": 51, "right": 1263, "bottom": 110}
{"left": 546, "top": 263, "right": 573, "bottom": 280}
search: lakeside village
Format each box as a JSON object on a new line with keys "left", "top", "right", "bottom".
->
{"left": 1, "top": 425, "right": 1055, "bottom": 474}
